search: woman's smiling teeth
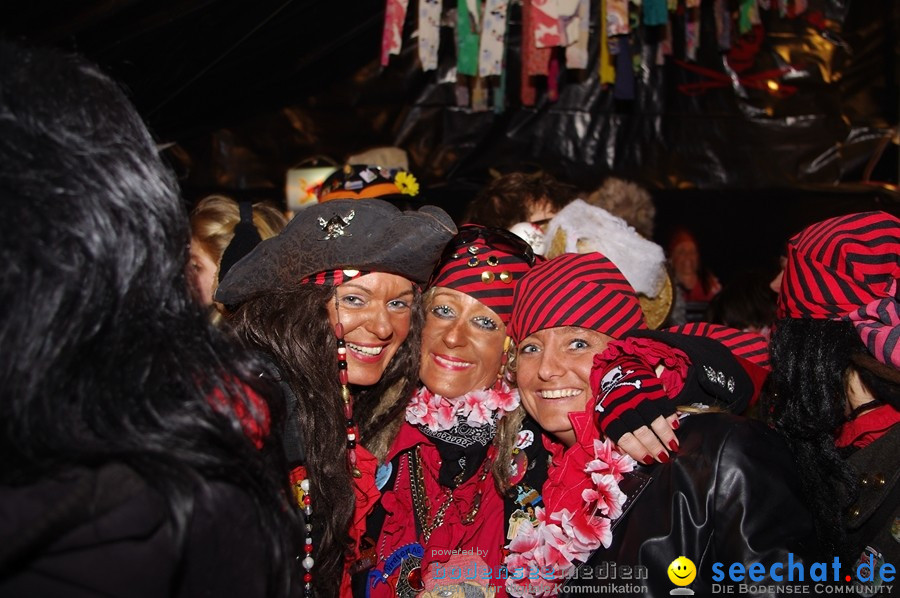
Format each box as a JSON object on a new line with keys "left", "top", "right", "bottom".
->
{"left": 434, "top": 354, "right": 472, "bottom": 368}
{"left": 347, "top": 342, "right": 384, "bottom": 356}
{"left": 539, "top": 388, "right": 582, "bottom": 399}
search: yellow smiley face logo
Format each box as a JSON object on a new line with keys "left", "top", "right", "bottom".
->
{"left": 667, "top": 556, "right": 697, "bottom": 586}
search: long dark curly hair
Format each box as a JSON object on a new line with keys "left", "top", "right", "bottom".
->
{"left": 227, "top": 285, "right": 423, "bottom": 597}
{"left": 762, "top": 318, "right": 870, "bottom": 558}
{"left": 0, "top": 40, "right": 298, "bottom": 596}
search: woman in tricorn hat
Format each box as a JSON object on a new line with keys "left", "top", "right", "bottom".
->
{"left": 216, "top": 199, "right": 456, "bottom": 597}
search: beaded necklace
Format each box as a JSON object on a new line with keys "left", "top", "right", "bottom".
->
{"left": 293, "top": 309, "right": 363, "bottom": 596}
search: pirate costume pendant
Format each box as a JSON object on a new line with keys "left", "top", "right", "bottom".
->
{"left": 368, "top": 543, "right": 425, "bottom": 598}
{"left": 396, "top": 553, "right": 424, "bottom": 598}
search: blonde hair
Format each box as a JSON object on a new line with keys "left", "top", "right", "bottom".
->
{"left": 189, "top": 195, "right": 287, "bottom": 322}
{"left": 190, "top": 195, "right": 286, "bottom": 261}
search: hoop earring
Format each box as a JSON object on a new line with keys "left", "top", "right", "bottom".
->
{"left": 495, "top": 336, "right": 515, "bottom": 389}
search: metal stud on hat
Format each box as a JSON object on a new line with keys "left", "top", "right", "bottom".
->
{"left": 428, "top": 224, "right": 536, "bottom": 326}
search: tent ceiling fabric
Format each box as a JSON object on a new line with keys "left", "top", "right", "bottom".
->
{"left": 2, "top": 0, "right": 898, "bottom": 199}
{"left": 1, "top": 0, "right": 387, "bottom": 138}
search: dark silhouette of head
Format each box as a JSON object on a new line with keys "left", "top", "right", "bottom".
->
{"left": 0, "top": 40, "right": 297, "bottom": 594}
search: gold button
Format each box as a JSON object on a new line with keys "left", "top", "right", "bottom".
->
{"left": 500, "top": 271, "right": 512, "bottom": 283}
{"left": 875, "top": 474, "right": 886, "bottom": 485}
{"left": 481, "top": 271, "right": 495, "bottom": 284}
{"left": 851, "top": 508, "right": 861, "bottom": 518}
{"left": 467, "top": 257, "right": 479, "bottom": 267}
{"left": 486, "top": 256, "right": 499, "bottom": 266}
{"left": 861, "top": 475, "right": 869, "bottom": 486}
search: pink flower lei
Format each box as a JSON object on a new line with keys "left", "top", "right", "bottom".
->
{"left": 406, "top": 381, "right": 520, "bottom": 432}
{"left": 503, "top": 437, "right": 635, "bottom": 597}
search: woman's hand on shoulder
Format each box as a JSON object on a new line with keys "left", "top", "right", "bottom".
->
{"left": 614, "top": 413, "right": 680, "bottom": 465}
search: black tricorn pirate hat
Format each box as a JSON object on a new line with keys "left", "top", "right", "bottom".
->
{"left": 215, "top": 199, "right": 457, "bottom": 306}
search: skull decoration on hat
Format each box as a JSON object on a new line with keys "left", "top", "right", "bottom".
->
{"left": 216, "top": 199, "right": 453, "bottom": 305}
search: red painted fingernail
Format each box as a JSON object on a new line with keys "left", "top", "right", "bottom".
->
{"left": 669, "top": 439, "right": 679, "bottom": 452}
{"left": 642, "top": 456, "right": 654, "bottom": 465}
{"left": 658, "top": 451, "right": 670, "bottom": 463}
{"left": 671, "top": 418, "right": 680, "bottom": 430}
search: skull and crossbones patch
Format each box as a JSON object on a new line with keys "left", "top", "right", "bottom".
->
{"left": 317, "top": 209, "right": 355, "bottom": 240}
{"left": 595, "top": 365, "right": 642, "bottom": 413}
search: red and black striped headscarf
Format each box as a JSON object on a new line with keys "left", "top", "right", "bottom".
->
{"left": 665, "top": 322, "right": 771, "bottom": 401}
{"left": 429, "top": 225, "right": 535, "bottom": 325}
{"left": 777, "top": 211, "right": 900, "bottom": 368}
{"left": 508, "top": 252, "right": 647, "bottom": 343}
{"left": 666, "top": 322, "right": 770, "bottom": 369}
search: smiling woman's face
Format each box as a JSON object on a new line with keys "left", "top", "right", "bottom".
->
{"left": 326, "top": 272, "right": 415, "bottom": 387}
{"left": 515, "top": 326, "right": 613, "bottom": 446}
{"left": 419, "top": 288, "right": 506, "bottom": 399}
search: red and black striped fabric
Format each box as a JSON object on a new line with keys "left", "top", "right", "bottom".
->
{"left": 508, "top": 252, "right": 646, "bottom": 343}
{"left": 665, "top": 322, "right": 770, "bottom": 369}
{"left": 777, "top": 211, "right": 900, "bottom": 368}
{"left": 299, "top": 269, "right": 368, "bottom": 287}
{"left": 429, "top": 226, "right": 533, "bottom": 325}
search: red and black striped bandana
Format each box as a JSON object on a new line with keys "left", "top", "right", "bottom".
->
{"left": 299, "top": 269, "right": 368, "bottom": 287}
{"left": 666, "top": 322, "right": 770, "bottom": 369}
{"left": 777, "top": 211, "right": 900, "bottom": 368}
{"left": 508, "top": 252, "right": 647, "bottom": 343}
{"left": 429, "top": 226, "right": 534, "bottom": 325}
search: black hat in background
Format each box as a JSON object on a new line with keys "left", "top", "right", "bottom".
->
{"left": 217, "top": 201, "right": 263, "bottom": 285}
{"left": 317, "top": 164, "right": 420, "bottom": 204}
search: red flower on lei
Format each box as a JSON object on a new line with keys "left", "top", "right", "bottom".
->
{"left": 406, "top": 382, "right": 520, "bottom": 431}
{"left": 503, "top": 423, "right": 634, "bottom": 596}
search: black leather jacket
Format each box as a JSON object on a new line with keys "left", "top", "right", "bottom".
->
{"left": 843, "top": 423, "right": 900, "bottom": 579}
{"left": 560, "top": 412, "right": 820, "bottom": 597}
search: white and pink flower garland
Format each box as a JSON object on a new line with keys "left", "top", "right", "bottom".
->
{"left": 503, "top": 438, "right": 636, "bottom": 597}
{"left": 406, "top": 382, "right": 520, "bottom": 432}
